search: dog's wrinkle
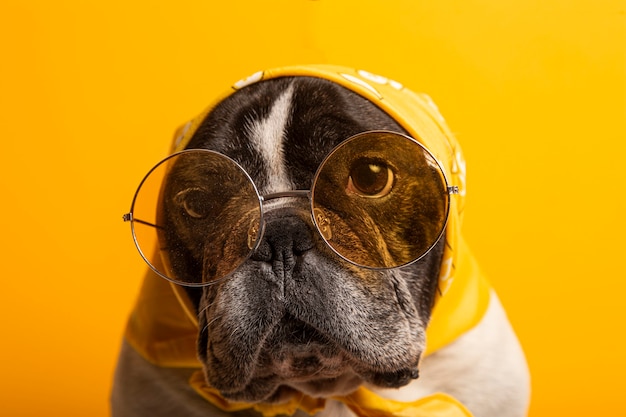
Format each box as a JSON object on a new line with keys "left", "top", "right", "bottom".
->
{"left": 255, "top": 313, "right": 419, "bottom": 395}
{"left": 388, "top": 269, "right": 422, "bottom": 323}
{"left": 218, "top": 374, "right": 282, "bottom": 403}
{"left": 217, "top": 313, "right": 363, "bottom": 399}
{"left": 264, "top": 386, "right": 299, "bottom": 404}
{"left": 276, "top": 294, "right": 424, "bottom": 394}
{"left": 270, "top": 251, "right": 296, "bottom": 280}
{"left": 198, "top": 279, "right": 285, "bottom": 394}
{"left": 251, "top": 211, "right": 315, "bottom": 283}
{"left": 212, "top": 328, "right": 357, "bottom": 403}
{"left": 202, "top": 328, "right": 269, "bottom": 393}
{"left": 222, "top": 382, "right": 317, "bottom": 406}
{"left": 279, "top": 263, "right": 424, "bottom": 372}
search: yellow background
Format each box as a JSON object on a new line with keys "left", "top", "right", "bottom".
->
{"left": 1, "top": 1, "right": 624, "bottom": 416}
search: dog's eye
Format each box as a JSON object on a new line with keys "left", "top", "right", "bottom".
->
{"left": 347, "top": 159, "right": 394, "bottom": 198}
{"left": 174, "top": 188, "right": 211, "bottom": 219}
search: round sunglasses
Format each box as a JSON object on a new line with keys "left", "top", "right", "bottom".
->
{"left": 123, "top": 131, "right": 458, "bottom": 286}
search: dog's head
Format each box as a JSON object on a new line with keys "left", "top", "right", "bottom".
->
{"left": 152, "top": 76, "right": 448, "bottom": 403}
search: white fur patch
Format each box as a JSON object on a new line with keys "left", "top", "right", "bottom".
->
{"left": 246, "top": 84, "right": 295, "bottom": 194}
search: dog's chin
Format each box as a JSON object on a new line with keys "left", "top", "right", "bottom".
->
{"left": 205, "top": 315, "right": 420, "bottom": 404}
{"left": 220, "top": 371, "right": 364, "bottom": 405}
{"left": 196, "top": 231, "right": 432, "bottom": 405}
{"left": 207, "top": 317, "right": 363, "bottom": 403}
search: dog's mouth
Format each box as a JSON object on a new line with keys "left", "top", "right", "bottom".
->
{"left": 203, "top": 313, "right": 420, "bottom": 404}
{"left": 196, "top": 249, "right": 430, "bottom": 405}
{"left": 208, "top": 314, "right": 360, "bottom": 402}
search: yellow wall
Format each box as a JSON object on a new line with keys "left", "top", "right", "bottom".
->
{"left": 0, "top": 1, "right": 624, "bottom": 416}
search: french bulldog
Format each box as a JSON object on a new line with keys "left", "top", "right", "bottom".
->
{"left": 112, "top": 69, "right": 530, "bottom": 417}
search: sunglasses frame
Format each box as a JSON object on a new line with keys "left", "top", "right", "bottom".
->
{"left": 123, "top": 130, "right": 459, "bottom": 286}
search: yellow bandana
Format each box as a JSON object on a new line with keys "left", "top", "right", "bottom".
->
{"left": 124, "top": 65, "right": 491, "bottom": 416}
{"left": 190, "top": 370, "right": 473, "bottom": 417}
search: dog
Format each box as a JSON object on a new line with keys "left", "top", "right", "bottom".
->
{"left": 112, "top": 65, "right": 530, "bottom": 417}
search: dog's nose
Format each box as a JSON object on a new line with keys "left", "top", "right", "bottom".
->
{"left": 250, "top": 214, "right": 315, "bottom": 273}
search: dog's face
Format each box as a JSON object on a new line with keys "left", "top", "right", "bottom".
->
{"left": 156, "top": 77, "right": 445, "bottom": 403}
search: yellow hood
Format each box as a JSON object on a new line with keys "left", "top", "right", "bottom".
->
{"left": 124, "top": 65, "right": 491, "bottom": 416}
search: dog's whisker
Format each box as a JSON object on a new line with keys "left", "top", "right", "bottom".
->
{"left": 197, "top": 300, "right": 216, "bottom": 316}
{"left": 200, "top": 312, "right": 225, "bottom": 336}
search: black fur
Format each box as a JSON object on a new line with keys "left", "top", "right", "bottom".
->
{"left": 162, "top": 77, "right": 445, "bottom": 402}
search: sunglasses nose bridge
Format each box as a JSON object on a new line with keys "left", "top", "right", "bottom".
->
{"left": 260, "top": 190, "right": 311, "bottom": 201}
{"left": 259, "top": 188, "right": 321, "bottom": 235}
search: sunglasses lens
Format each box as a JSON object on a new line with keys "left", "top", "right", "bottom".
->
{"left": 130, "top": 150, "right": 262, "bottom": 285}
{"left": 312, "top": 131, "right": 449, "bottom": 268}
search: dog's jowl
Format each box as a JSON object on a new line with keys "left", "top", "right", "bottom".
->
{"left": 114, "top": 65, "right": 530, "bottom": 417}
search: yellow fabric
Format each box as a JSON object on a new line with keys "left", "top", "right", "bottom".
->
{"left": 125, "top": 253, "right": 200, "bottom": 367}
{"left": 339, "top": 389, "right": 473, "bottom": 417}
{"left": 124, "top": 65, "right": 492, "bottom": 415}
{"left": 190, "top": 369, "right": 471, "bottom": 417}
{"left": 189, "top": 370, "right": 326, "bottom": 416}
